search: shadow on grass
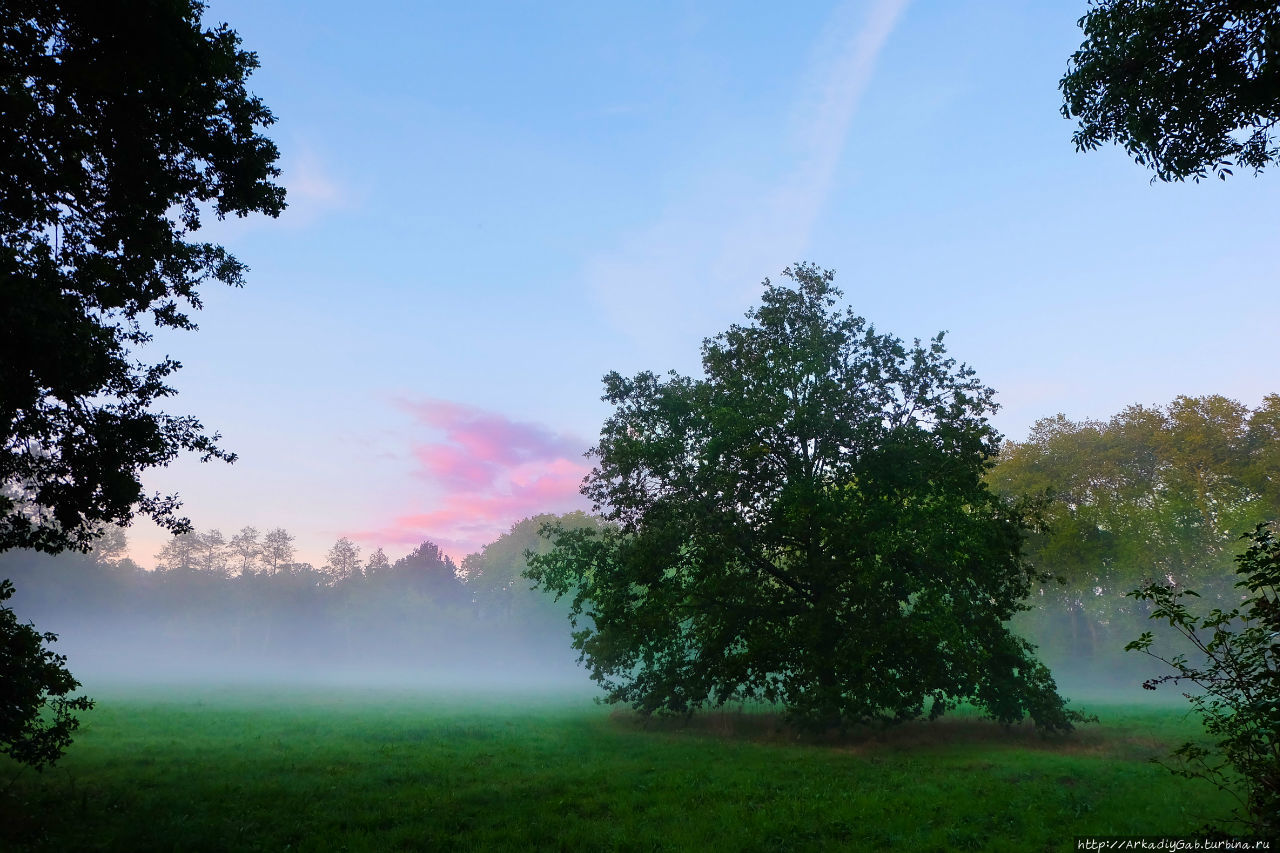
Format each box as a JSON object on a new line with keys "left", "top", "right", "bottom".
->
{"left": 610, "top": 706, "right": 1171, "bottom": 759}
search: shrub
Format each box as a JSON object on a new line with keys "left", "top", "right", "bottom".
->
{"left": 0, "top": 580, "right": 94, "bottom": 769}
{"left": 1128, "top": 522, "right": 1280, "bottom": 839}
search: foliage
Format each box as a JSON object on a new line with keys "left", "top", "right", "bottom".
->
{"left": 228, "top": 526, "right": 261, "bottom": 574}
{"left": 1, "top": 0, "right": 281, "bottom": 774}
{"left": 324, "top": 537, "right": 362, "bottom": 583}
{"left": 0, "top": 0, "right": 285, "bottom": 553}
{"left": 154, "top": 528, "right": 232, "bottom": 575}
{"left": 528, "top": 264, "right": 1078, "bottom": 731}
{"left": 389, "top": 542, "right": 467, "bottom": 606}
{"left": 1061, "top": 0, "right": 1280, "bottom": 181}
{"left": 259, "top": 528, "right": 296, "bottom": 573}
{"left": 364, "top": 546, "right": 391, "bottom": 576}
{"left": 991, "top": 395, "right": 1279, "bottom": 585}
{"left": 1126, "top": 522, "right": 1280, "bottom": 840}
{"left": 990, "top": 395, "right": 1280, "bottom": 665}
{"left": 0, "top": 579, "right": 93, "bottom": 769}
{"left": 462, "top": 512, "right": 597, "bottom": 625}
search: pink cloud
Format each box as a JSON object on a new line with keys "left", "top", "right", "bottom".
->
{"left": 402, "top": 398, "right": 581, "bottom": 467}
{"left": 352, "top": 399, "right": 592, "bottom": 560}
{"left": 413, "top": 444, "right": 495, "bottom": 491}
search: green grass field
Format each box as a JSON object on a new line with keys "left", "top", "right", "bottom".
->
{"left": 0, "top": 685, "right": 1234, "bottom": 852}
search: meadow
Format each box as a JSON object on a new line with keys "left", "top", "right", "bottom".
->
{"left": 0, "top": 685, "right": 1234, "bottom": 852}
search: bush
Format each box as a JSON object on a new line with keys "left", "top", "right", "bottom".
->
{"left": 1127, "top": 522, "right": 1280, "bottom": 840}
{"left": 0, "top": 580, "right": 94, "bottom": 770}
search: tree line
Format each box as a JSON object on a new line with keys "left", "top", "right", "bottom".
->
{"left": 0, "top": 513, "right": 597, "bottom": 683}
{"left": 7, "top": 394, "right": 1275, "bottom": 689}
{"left": 988, "top": 393, "right": 1280, "bottom": 673}
{"left": 6, "top": 393, "right": 1273, "bottom": 691}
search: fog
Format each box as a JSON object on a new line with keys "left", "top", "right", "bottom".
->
{"left": 1015, "top": 633, "right": 1190, "bottom": 708}
{"left": 0, "top": 541, "right": 594, "bottom": 697}
{"left": 2, "top": 543, "right": 1193, "bottom": 712}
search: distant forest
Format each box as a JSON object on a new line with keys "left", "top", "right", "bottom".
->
{"left": 990, "top": 393, "right": 1279, "bottom": 677}
{"left": 1, "top": 513, "right": 599, "bottom": 684}
{"left": 2, "top": 394, "right": 1276, "bottom": 688}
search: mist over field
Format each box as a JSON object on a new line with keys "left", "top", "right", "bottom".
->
{"left": 0, "top": 508, "right": 1225, "bottom": 707}
{"left": 0, "top": 516, "right": 596, "bottom": 693}
{"left": 11, "top": 391, "right": 1279, "bottom": 706}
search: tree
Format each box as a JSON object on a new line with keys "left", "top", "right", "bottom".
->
{"left": 88, "top": 525, "right": 129, "bottom": 566}
{"left": 154, "top": 530, "right": 201, "bottom": 572}
{"left": 463, "top": 512, "right": 596, "bottom": 623}
{"left": 991, "top": 396, "right": 1278, "bottom": 585}
{"left": 260, "top": 528, "right": 295, "bottom": 574}
{"left": 0, "top": 0, "right": 286, "bottom": 554}
{"left": 364, "top": 546, "right": 390, "bottom": 577}
{"left": 229, "top": 526, "right": 261, "bottom": 575}
{"left": 194, "top": 528, "right": 229, "bottom": 575}
{"left": 527, "top": 264, "right": 1079, "bottom": 731}
{"left": 1061, "top": 1, "right": 1280, "bottom": 181}
{"left": 1127, "top": 522, "right": 1280, "bottom": 840}
{"left": 389, "top": 542, "right": 467, "bottom": 607}
{"left": 1244, "top": 394, "right": 1280, "bottom": 512}
{"left": 324, "top": 536, "right": 362, "bottom": 583}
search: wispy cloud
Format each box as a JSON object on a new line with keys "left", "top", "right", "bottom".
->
{"left": 279, "top": 144, "right": 349, "bottom": 227}
{"left": 352, "top": 399, "right": 591, "bottom": 559}
{"left": 586, "top": 0, "right": 911, "bottom": 346}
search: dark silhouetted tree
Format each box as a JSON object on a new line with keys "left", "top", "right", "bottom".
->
{"left": 0, "top": 0, "right": 286, "bottom": 553}
{"left": 2, "top": 0, "right": 281, "bottom": 766}
{"left": 528, "top": 264, "right": 1079, "bottom": 731}
{"left": 1061, "top": 1, "right": 1280, "bottom": 181}
{"left": 0, "top": 580, "right": 93, "bottom": 769}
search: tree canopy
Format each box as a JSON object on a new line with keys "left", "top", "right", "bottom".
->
{"left": 0, "top": 0, "right": 286, "bottom": 554}
{"left": 1061, "top": 0, "right": 1280, "bottom": 181}
{"left": 528, "top": 264, "right": 1078, "bottom": 731}
{"left": 990, "top": 394, "right": 1280, "bottom": 594}
{"left": 462, "top": 512, "right": 597, "bottom": 625}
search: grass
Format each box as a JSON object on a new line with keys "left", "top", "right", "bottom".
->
{"left": 0, "top": 685, "right": 1234, "bottom": 852}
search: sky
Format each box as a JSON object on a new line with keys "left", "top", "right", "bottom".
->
{"left": 125, "top": 0, "right": 1280, "bottom": 569}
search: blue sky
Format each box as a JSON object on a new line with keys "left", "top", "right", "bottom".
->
{"left": 127, "top": 0, "right": 1280, "bottom": 567}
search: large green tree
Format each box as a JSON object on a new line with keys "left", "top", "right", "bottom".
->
{"left": 528, "top": 265, "right": 1078, "bottom": 731}
{"left": 1061, "top": 0, "right": 1280, "bottom": 181}
{"left": 1, "top": 0, "right": 286, "bottom": 553}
